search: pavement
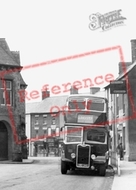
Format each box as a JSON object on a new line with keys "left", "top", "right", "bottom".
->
{"left": 111, "top": 160, "right": 136, "bottom": 190}
{"left": 0, "top": 156, "right": 60, "bottom": 164}
{"left": 0, "top": 158, "right": 34, "bottom": 164}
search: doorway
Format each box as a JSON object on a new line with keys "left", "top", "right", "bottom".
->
{"left": 0, "top": 121, "right": 8, "bottom": 160}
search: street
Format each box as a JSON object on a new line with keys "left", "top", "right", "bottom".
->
{"left": 0, "top": 158, "right": 114, "bottom": 190}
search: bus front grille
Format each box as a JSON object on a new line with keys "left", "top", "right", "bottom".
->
{"left": 76, "top": 144, "right": 90, "bottom": 168}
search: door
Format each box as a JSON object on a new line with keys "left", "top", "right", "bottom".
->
{"left": 0, "top": 122, "right": 8, "bottom": 160}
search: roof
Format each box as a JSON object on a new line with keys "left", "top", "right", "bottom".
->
{"left": 0, "top": 38, "right": 20, "bottom": 66}
{"left": 0, "top": 38, "right": 27, "bottom": 86}
{"left": 67, "top": 93, "right": 106, "bottom": 99}
{"left": 116, "top": 61, "right": 136, "bottom": 80}
{"left": 20, "top": 74, "right": 27, "bottom": 86}
{"left": 104, "top": 61, "right": 136, "bottom": 89}
{"left": 25, "top": 91, "right": 107, "bottom": 114}
{"left": 26, "top": 102, "right": 40, "bottom": 114}
{"left": 93, "top": 90, "right": 105, "bottom": 97}
{"left": 26, "top": 95, "right": 68, "bottom": 114}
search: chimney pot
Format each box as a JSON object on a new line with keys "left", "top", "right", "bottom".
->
{"left": 42, "top": 90, "right": 50, "bottom": 100}
{"left": 90, "top": 87, "right": 100, "bottom": 94}
{"left": 70, "top": 86, "right": 78, "bottom": 94}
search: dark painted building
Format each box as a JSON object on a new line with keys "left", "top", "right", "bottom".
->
{"left": 105, "top": 39, "right": 136, "bottom": 161}
{"left": 0, "top": 38, "right": 27, "bottom": 161}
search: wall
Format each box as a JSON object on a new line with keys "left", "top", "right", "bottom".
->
{"left": 127, "top": 67, "right": 136, "bottom": 160}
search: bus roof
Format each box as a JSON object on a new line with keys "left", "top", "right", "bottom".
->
{"left": 67, "top": 94, "right": 107, "bottom": 100}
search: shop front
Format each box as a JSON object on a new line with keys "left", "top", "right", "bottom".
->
{"left": 33, "top": 137, "right": 63, "bottom": 157}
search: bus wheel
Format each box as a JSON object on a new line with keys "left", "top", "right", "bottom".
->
{"left": 99, "top": 165, "right": 106, "bottom": 176}
{"left": 61, "top": 160, "right": 67, "bottom": 174}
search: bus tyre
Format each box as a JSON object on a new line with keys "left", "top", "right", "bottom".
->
{"left": 61, "top": 160, "right": 67, "bottom": 174}
{"left": 99, "top": 165, "right": 106, "bottom": 176}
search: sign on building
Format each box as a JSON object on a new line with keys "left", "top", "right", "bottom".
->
{"left": 110, "top": 80, "right": 127, "bottom": 94}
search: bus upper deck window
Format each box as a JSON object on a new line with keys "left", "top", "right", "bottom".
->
{"left": 68, "top": 100, "right": 86, "bottom": 110}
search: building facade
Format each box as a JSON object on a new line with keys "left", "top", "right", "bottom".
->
{"left": 105, "top": 39, "right": 136, "bottom": 161}
{"left": 26, "top": 90, "right": 68, "bottom": 157}
{"left": 0, "top": 38, "right": 27, "bottom": 161}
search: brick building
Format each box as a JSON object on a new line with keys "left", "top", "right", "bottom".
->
{"left": 26, "top": 86, "right": 103, "bottom": 157}
{"left": 0, "top": 38, "right": 27, "bottom": 161}
{"left": 26, "top": 91, "right": 68, "bottom": 157}
{"left": 105, "top": 39, "right": 136, "bottom": 161}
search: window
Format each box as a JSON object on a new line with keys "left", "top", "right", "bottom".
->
{"left": 35, "top": 130, "right": 38, "bottom": 139}
{"left": 56, "top": 127, "right": 60, "bottom": 136}
{"left": 68, "top": 99, "right": 86, "bottom": 110}
{"left": 116, "top": 96, "right": 119, "bottom": 115}
{"left": 65, "top": 126, "right": 83, "bottom": 143}
{"left": 87, "top": 129, "right": 106, "bottom": 143}
{"left": 48, "top": 128, "right": 51, "bottom": 136}
{"left": 44, "top": 129, "right": 47, "bottom": 137}
{"left": 34, "top": 115, "right": 39, "bottom": 125}
{"left": 87, "top": 100, "right": 104, "bottom": 111}
{"left": 111, "top": 94, "right": 114, "bottom": 101}
{"left": 43, "top": 115, "right": 47, "bottom": 125}
{"left": 122, "top": 94, "right": 125, "bottom": 114}
{"left": 0, "top": 80, "right": 12, "bottom": 106}
{"left": 52, "top": 117, "right": 56, "bottom": 125}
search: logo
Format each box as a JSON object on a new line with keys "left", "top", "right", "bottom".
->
{"left": 89, "top": 9, "right": 126, "bottom": 31}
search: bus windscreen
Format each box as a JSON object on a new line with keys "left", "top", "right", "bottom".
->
{"left": 87, "top": 100, "right": 104, "bottom": 111}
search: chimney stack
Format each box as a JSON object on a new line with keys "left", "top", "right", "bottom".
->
{"left": 118, "top": 62, "right": 132, "bottom": 75}
{"left": 70, "top": 86, "right": 78, "bottom": 94}
{"left": 90, "top": 87, "right": 100, "bottom": 94}
{"left": 130, "top": 39, "right": 136, "bottom": 63}
{"left": 42, "top": 90, "right": 50, "bottom": 100}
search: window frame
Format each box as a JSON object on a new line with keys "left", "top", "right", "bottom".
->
{"left": 43, "top": 115, "right": 47, "bottom": 125}
{"left": 52, "top": 117, "right": 56, "bottom": 125}
{"left": 64, "top": 126, "right": 83, "bottom": 144}
{"left": 34, "top": 115, "right": 39, "bottom": 125}
{"left": 85, "top": 129, "right": 107, "bottom": 144}
{"left": 0, "top": 80, "right": 12, "bottom": 106}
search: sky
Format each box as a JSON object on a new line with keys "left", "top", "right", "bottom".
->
{"left": 0, "top": 0, "right": 135, "bottom": 102}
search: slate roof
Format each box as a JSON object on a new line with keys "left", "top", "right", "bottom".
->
{"left": 26, "top": 95, "right": 68, "bottom": 114}
{"left": 116, "top": 61, "right": 136, "bottom": 80}
{"left": 0, "top": 38, "right": 19, "bottom": 66}
{"left": 104, "top": 61, "right": 136, "bottom": 89}
{"left": 26, "top": 102, "right": 40, "bottom": 114}
{"left": 20, "top": 74, "right": 27, "bottom": 86}
{"left": 92, "top": 90, "right": 105, "bottom": 97}
{"left": 0, "top": 38, "right": 27, "bottom": 86}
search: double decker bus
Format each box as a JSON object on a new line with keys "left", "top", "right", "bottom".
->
{"left": 60, "top": 94, "right": 110, "bottom": 176}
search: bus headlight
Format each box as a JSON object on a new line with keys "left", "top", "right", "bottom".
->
{"left": 71, "top": 153, "right": 76, "bottom": 159}
{"left": 91, "top": 154, "right": 96, "bottom": 160}
{"left": 105, "top": 151, "right": 109, "bottom": 159}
